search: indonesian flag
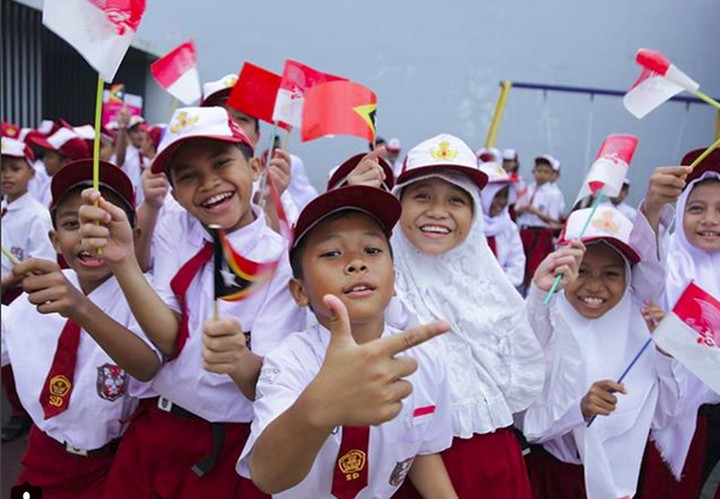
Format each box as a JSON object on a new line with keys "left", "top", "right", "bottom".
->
{"left": 227, "top": 63, "right": 290, "bottom": 130}
{"left": 623, "top": 49, "right": 700, "bottom": 119}
{"left": 301, "top": 81, "right": 377, "bottom": 143}
{"left": 653, "top": 282, "right": 720, "bottom": 395}
{"left": 574, "top": 134, "right": 638, "bottom": 205}
{"left": 150, "top": 41, "right": 201, "bottom": 105}
{"left": 43, "top": 0, "right": 146, "bottom": 82}
{"left": 272, "top": 59, "right": 346, "bottom": 128}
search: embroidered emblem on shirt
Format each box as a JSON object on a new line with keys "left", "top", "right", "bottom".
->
{"left": 49, "top": 375, "right": 71, "bottom": 407}
{"left": 389, "top": 457, "right": 415, "bottom": 487}
{"left": 169, "top": 111, "right": 199, "bottom": 133}
{"left": 223, "top": 75, "right": 238, "bottom": 88}
{"left": 338, "top": 449, "right": 366, "bottom": 478}
{"left": 258, "top": 366, "right": 280, "bottom": 384}
{"left": 96, "top": 363, "right": 128, "bottom": 402}
{"left": 10, "top": 247, "right": 24, "bottom": 261}
{"left": 591, "top": 210, "right": 619, "bottom": 234}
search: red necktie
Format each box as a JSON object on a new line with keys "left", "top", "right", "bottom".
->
{"left": 331, "top": 426, "right": 370, "bottom": 499}
{"left": 169, "top": 241, "right": 213, "bottom": 360}
{"left": 486, "top": 236, "right": 497, "bottom": 257}
{"left": 39, "top": 320, "right": 81, "bottom": 419}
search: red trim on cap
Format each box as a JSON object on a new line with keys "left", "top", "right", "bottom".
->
{"left": 681, "top": 148, "right": 720, "bottom": 186}
{"left": 50, "top": 159, "right": 135, "bottom": 213}
{"left": 558, "top": 235, "right": 640, "bottom": 265}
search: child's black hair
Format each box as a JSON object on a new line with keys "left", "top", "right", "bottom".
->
{"left": 51, "top": 185, "right": 136, "bottom": 229}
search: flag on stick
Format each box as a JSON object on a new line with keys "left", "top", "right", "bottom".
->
{"left": 653, "top": 282, "right": 720, "bottom": 395}
{"left": 228, "top": 63, "right": 290, "bottom": 130}
{"left": 151, "top": 40, "right": 201, "bottom": 105}
{"left": 574, "top": 134, "right": 638, "bottom": 206}
{"left": 301, "top": 81, "right": 377, "bottom": 143}
{"left": 43, "top": 0, "right": 146, "bottom": 82}
{"left": 272, "top": 59, "right": 346, "bottom": 128}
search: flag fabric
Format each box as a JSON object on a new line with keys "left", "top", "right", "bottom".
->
{"left": 227, "top": 63, "right": 290, "bottom": 130}
{"left": 150, "top": 40, "right": 201, "bottom": 105}
{"left": 301, "top": 81, "right": 377, "bottom": 143}
{"left": 272, "top": 59, "right": 346, "bottom": 128}
{"left": 653, "top": 282, "right": 720, "bottom": 396}
{"left": 212, "top": 230, "right": 279, "bottom": 302}
{"left": 623, "top": 49, "right": 700, "bottom": 119}
{"left": 43, "top": 0, "right": 146, "bottom": 82}
{"left": 575, "top": 134, "right": 638, "bottom": 205}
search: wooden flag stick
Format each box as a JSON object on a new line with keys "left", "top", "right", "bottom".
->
{"left": 1, "top": 245, "right": 20, "bottom": 266}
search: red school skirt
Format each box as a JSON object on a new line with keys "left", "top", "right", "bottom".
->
{"left": 102, "top": 398, "right": 268, "bottom": 499}
{"left": 17, "top": 425, "right": 118, "bottom": 499}
{"left": 394, "top": 428, "right": 532, "bottom": 499}
{"left": 519, "top": 227, "right": 555, "bottom": 289}
{"left": 525, "top": 444, "right": 587, "bottom": 499}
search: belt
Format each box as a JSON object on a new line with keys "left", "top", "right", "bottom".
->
{"left": 65, "top": 438, "right": 119, "bottom": 457}
{"left": 155, "top": 397, "right": 226, "bottom": 477}
{"left": 520, "top": 225, "right": 550, "bottom": 231}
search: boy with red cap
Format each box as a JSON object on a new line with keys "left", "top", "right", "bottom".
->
{"left": 2, "top": 159, "right": 159, "bottom": 498}
{"left": 238, "top": 183, "right": 456, "bottom": 498}
{"left": 79, "top": 106, "right": 304, "bottom": 497}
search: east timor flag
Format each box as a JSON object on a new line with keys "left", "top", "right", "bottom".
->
{"left": 301, "top": 80, "right": 377, "bottom": 143}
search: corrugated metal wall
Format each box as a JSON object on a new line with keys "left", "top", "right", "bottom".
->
{"left": 2, "top": 0, "right": 151, "bottom": 128}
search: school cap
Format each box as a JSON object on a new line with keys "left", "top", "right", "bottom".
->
{"left": 1, "top": 121, "right": 21, "bottom": 139}
{"left": 397, "top": 133, "right": 488, "bottom": 190}
{"left": 478, "top": 160, "right": 512, "bottom": 184}
{"left": 536, "top": 154, "right": 561, "bottom": 172}
{"left": 326, "top": 152, "right": 395, "bottom": 191}
{"left": 386, "top": 138, "right": 402, "bottom": 152}
{"left": 151, "top": 106, "right": 254, "bottom": 175}
{"left": 290, "top": 185, "right": 401, "bottom": 260}
{"left": 49, "top": 159, "right": 136, "bottom": 215}
{"left": 29, "top": 127, "right": 91, "bottom": 160}
{"left": 558, "top": 206, "right": 640, "bottom": 264}
{"left": 681, "top": 147, "right": 720, "bottom": 186}
{"left": 476, "top": 147, "right": 502, "bottom": 164}
{"left": 502, "top": 148, "right": 518, "bottom": 161}
{"left": 201, "top": 74, "right": 238, "bottom": 106}
{"left": 1, "top": 137, "right": 35, "bottom": 166}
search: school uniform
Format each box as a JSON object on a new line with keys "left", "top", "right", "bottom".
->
{"left": 120, "top": 143, "right": 149, "bottom": 206}
{"left": 27, "top": 159, "right": 53, "bottom": 206}
{"left": 287, "top": 153, "right": 318, "bottom": 211}
{"left": 1, "top": 271, "right": 154, "bottom": 498}
{"left": 102, "top": 205, "right": 305, "bottom": 498}
{"left": 238, "top": 323, "right": 453, "bottom": 498}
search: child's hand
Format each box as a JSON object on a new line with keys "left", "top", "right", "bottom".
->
{"left": 141, "top": 168, "right": 169, "bottom": 211}
{"left": 302, "top": 294, "right": 449, "bottom": 429}
{"left": 581, "top": 380, "right": 627, "bottom": 419}
{"left": 643, "top": 166, "right": 691, "bottom": 217}
{"left": 346, "top": 148, "right": 387, "bottom": 188}
{"left": 263, "top": 149, "right": 292, "bottom": 199}
{"left": 532, "top": 240, "right": 586, "bottom": 292}
{"left": 202, "top": 317, "right": 249, "bottom": 374}
{"left": 641, "top": 300, "right": 666, "bottom": 333}
{"left": 78, "top": 188, "right": 135, "bottom": 267}
{"left": 15, "top": 258, "right": 86, "bottom": 319}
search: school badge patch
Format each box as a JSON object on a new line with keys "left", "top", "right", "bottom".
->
{"left": 389, "top": 457, "right": 414, "bottom": 487}
{"left": 96, "top": 363, "right": 127, "bottom": 402}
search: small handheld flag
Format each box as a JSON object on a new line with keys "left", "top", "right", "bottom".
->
{"left": 227, "top": 63, "right": 290, "bottom": 130}
{"left": 150, "top": 40, "right": 201, "bottom": 105}
{"left": 574, "top": 134, "right": 638, "bottom": 206}
{"left": 301, "top": 81, "right": 377, "bottom": 143}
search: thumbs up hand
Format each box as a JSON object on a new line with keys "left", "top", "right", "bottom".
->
{"left": 299, "top": 294, "right": 449, "bottom": 430}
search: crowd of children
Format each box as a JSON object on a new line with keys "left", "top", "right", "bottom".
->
{"left": 1, "top": 70, "right": 719, "bottom": 499}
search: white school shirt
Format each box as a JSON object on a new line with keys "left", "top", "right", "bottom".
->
{"left": 490, "top": 222, "right": 526, "bottom": 288}
{"left": 0, "top": 271, "right": 157, "bottom": 450}
{"left": 287, "top": 154, "right": 318, "bottom": 211}
{"left": 121, "top": 143, "right": 149, "bottom": 206}
{"left": 516, "top": 182, "right": 564, "bottom": 227}
{"left": 27, "top": 160, "right": 52, "bottom": 207}
{"left": 151, "top": 206, "right": 305, "bottom": 422}
{"left": 1, "top": 193, "right": 55, "bottom": 278}
{"left": 238, "top": 323, "right": 453, "bottom": 499}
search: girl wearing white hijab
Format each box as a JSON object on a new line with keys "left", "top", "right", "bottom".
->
{"left": 478, "top": 162, "right": 526, "bottom": 289}
{"left": 391, "top": 134, "right": 544, "bottom": 499}
{"left": 523, "top": 198, "right": 686, "bottom": 499}
{"left": 639, "top": 153, "right": 720, "bottom": 499}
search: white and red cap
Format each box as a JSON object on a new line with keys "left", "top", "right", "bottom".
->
{"left": 398, "top": 133, "right": 488, "bottom": 190}
{"left": 386, "top": 138, "right": 402, "bottom": 152}
{"left": 502, "top": 148, "right": 518, "bottom": 161}
{"left": 476, "top": 147, "right": 502, "bottom": 164}
{"left": 680, "top": 147, "right": 720, "bottom": 186}
{"left": 201, "top": 73, "right": 238, "bottom": 106}
{"left": 559, "top": 206, "right": 640, "bottom": 264}
{"left": 290, "top": 184, "right": 401, "bottom": 261}
{"left": 326, "top": 152, "right": 395, "bottom": 191}
{"left": 151, "top": 106, "right": 254, "bottom": 176}
{"left": 478, "top": 160, "right": 512, "bottom": 184}
{"left": 29, "top": 127, "right": 90, "bottom": 160}
{"left": 1, "top": 137, "right": 35, "bottom": 166}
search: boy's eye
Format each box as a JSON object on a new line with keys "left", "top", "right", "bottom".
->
{"left": 215, "top": 158, "right": 232, "bottom": 168}
{"left": 319, "top": 249, "right": 341, "bottom": 258}
{"left": 176, "top": 171, "right": 196, "bottom": 183}
{"left": 604, "top": 270, "right": 621, "bottom": 278}
{"left": 61, "top": 220, "right": 80, "bottom": 230}
{"left": 365, "top": 247, "right": 382, "bottom": 255}
{"left": 449, "top": 196, "right": 467, "bottom": 205}
{"left": 413, "top": 192, "right": 430, "bottom": 201}
{"left": 578, "top": 268, "right": 588, "bottom": 276}
{"left": 687, "top": 205, "right": 703, "bottom": 213}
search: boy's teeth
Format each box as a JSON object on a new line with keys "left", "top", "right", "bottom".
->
{"left": 421, "top": 225, "right": 450, "bottom": 234}
{"left": 581, "top": 297, "right": 604, "bottom": 305}
{"left": 351, "top": 285, "right": 368, "bottom": 292}
{"left": 203, "top": 192, "right": 232, "bottom": 207}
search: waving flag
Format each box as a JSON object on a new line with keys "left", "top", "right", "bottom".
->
{"left": 653, "top": 282, "right": 720, "bottom": 395}
{"left": 43, "top": 0, "right": 146, "bottom": 82}
{"left": 150, "top": 41, "right": 201, "bottom": 105}
{"left": 623, "top": 49, "right": 700, "bottom": 119}
{"left": 575, "top": 134, "right": 638, "bottom": 204}
{"left": 272, "top": 60, "right": 346, "bottom": 128}
{"left": 301, "top": 81, "right": 377, "bottom": 143}
{"left": 227, "top": 63, "right": 290, "bottom": 130}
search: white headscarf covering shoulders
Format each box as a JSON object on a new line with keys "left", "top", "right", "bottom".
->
{"left": 391, "top": 171, "right": 544, "bottom": 437}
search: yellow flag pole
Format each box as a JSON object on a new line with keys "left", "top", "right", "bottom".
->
{"left": 1, "top": 245, "right": 21, "bottom": 266}
{"left": 687, "top": 135, "right": 720, "bottom": 170}
{"left": 715, "top": 109, "right": 720, "bottom": 141}
{"left": 93, "top": 75, "right": 105, "bottom": 255}
{"left": 484, "top": 80, "right": 512, "bottom": 149}
{"left": 695, "top": 90, "right": 720, "bottom": 111}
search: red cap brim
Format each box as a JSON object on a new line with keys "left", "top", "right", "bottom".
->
{"left": 326, "top": 152, "right": 395, "bottom": 191}
{"left": 151, "top": 134, "right": 249, "bottom": 176}
{"left": 397, "top": 164, "right": 488, "bottom": 191}
{"left": 50, "top": 159, "right": 135, "bottom": 213}
{"left": 681, "top": 148, "right": 720, "bottom": 186}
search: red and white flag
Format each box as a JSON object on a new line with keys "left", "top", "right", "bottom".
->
{"left": 575, "top": 134, "right": 638, "bottom": 205}
{"left": 272, "top": 59, "right": 346, "bottom": 128}
{"left": 43, "top": 0, "right": 146, "bottom": 82}
{"left": 150, "top": 41, "right": 201, "bottom": 105}
{"left": 623, "top": 49, "right": 700, "bottom": 119}
{"left": 653, "top": 282, "right": 720, "bottom": 395}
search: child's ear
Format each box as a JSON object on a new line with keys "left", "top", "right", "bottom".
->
{"left": 48, "top": 230, "right": 62, "bottom": 255}
{"left": 289, "top": 277, "right": 309, "bottom": 307}
{"left": 249, "top": 157, "right": 262, "bottom": 182}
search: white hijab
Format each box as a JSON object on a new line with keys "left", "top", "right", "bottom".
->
{"left": 479, "top": 181, "right": 516, "bottom": 237}
{"left": 391, "top": 171, "right": 544, "bottom": 437}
